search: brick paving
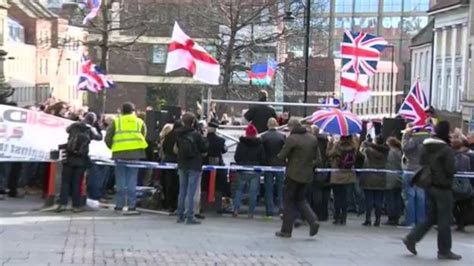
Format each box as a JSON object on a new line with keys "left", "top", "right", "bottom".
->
{"left": 1, "top": 196, "right": 473, "bottom": 265}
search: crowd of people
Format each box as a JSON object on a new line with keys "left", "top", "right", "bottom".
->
{"left": 1, "top": 91, "right": 473, "bottom": 261}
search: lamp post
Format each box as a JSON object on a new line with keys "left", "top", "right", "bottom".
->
{"left": 284, "top": 0, "right": 311, "bottom": 116}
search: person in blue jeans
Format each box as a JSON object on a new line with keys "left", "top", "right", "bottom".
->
{"left": 174, "top": 112, "right": 208, "bottom": 225}
{"left": 400, "top": 126, "right": 430, "bottom": 226}
{"left": 105, "top": 102, "right": 148, "bottom": 215}
{"left": 261, "top": 118, "right": 286, "bottom": 217}
{"left": 233, "top": 124, "right": 265, "bottom": 219}
{"left": 87, "top": 164, "right": 110, "bottom": 201}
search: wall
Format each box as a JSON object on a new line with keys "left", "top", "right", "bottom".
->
{"left": 410, "top": 44, "right": 432, "bottom": 99}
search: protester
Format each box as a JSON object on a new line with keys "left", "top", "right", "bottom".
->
{"left": 384, "top": 137, "right": 403, "bottom": 226}
{"left": 400, "top": 124, "right": 430, "bottom": 227}
{"left": 174, "top": 112, "right": 208, "bottom": 225}
{"left": 86, "top": 114, "right": 107, "bottom": 201}
{"left": 261, "top": 118, "right": 286, "bottom": 218}
{"left": 275, "top": 118, "right": 321, "bottom": 238}
{"left": 105, "top": 102, "right": 148, "bottom": 215}
{"left": 0, "top": 163, "right": 9, "bottom": 200}
{"left": 403, "top": 121, "right": 462, "bottom": 261}
{"left": 360, "top": 135, "right": 389, "bottom": 227}
{"left": 193, "top": 120, "right": 208, "bottom": 220}
{"left": 327, "top": 135, "right": 358, "bottom": 225}
{"left": 205, "top": 119, "right": 228, "bottom": 213}
{"left": 160, "top": 121, "right": 180, "bottom": 212}
{"left": 56, "top": 112, "right": 102, "bottom": 213}
{"left": 233, "top": 124, "right": 265, "bottom": 218}
{"left": 244, "top": 90, "right": 277, "bottom": 133}
{"left": 451, "top": 139, "right": 473, "bottom": 232}
{"left": 310, "top": 126, "right": 331, "bottom": 221}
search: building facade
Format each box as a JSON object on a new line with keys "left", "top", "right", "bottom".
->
{"left": 410, "top": 20, "right": 433, "bottom": 100}
{"left": 429, "top": 0, "right": 469, "bottom": 127}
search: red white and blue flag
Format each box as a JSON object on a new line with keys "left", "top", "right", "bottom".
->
{"left": 341, "top": 30, "right": 387, "bottom": 76}
{"left": 398, "top": 80, "right": 430, "bottom": 128}
{"left": 248, "top": 58, "right": 277, "bottom": 86}
{"left": 83, "top": 0, "right": 102, "bottom": 25}
{"left": 310, "top": 108, "right": 363, "bottom": 136}
{"left": 76, "top": 54, "right": 114, "bottom": 93}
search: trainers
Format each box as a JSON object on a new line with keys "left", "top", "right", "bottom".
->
{"left": 438, "top": 252, "right": 462, "bottom": 260}
{"left": 263, "top": 216, "right": 273, "bottom": 221}
{"left": 72, "top": 207, "right": 84, "bottom": 213}
{"left": 177, "top": 217, "right": 185, "bottom": 223}
{"left": 123, "top": 208, "right": 141, "bottom": 216}
{"left": 0, "top": 194, "right": 4, "bottom": 200}
{"left": 275, "top": 231, "right": 291, "bottom": 238}
{"left": 195, "top": 214, "right": 205, "bottom": 220}
{"left": 402, "top": 238, "right": 417, "bottom": 255}
{"left": 55, "top": 205, "right": 67, "bottom": 213}
{"left": 114, "top": 207, "right": 123, "bottom": 214}
{"left": 186, "top": 219, "right": 201, "bottom": 225}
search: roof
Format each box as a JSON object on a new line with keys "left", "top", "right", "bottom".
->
{"left": 410, "top": 20, "right": 434, "bottom": 48}
{"left": 9, "top": 0, "right": 58, "bottom": 19}
{"left": 428, "top": 0, "right": 469, "bottom": 14}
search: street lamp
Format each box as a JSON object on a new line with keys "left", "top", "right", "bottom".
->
{"left": 284, "top": 0, "right": 311, "bottom": 116}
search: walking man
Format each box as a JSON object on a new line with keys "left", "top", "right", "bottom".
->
{"left": 105, "top": 102, "right": 148, "bottom": 215}
{"left": 403, "top": 121, "right": 462, "bottom": 260}
{"left": 275, "top": 118, "right": 321, "bottom": 238}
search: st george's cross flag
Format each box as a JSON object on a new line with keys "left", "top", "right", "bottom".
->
{"left": 165, "top": 22, "right": 220, "bottom": 85}
{"left": 340, "top": 72, "right": 371, "bottom": 103}
{"left": 398, "top": 79, "right": 430, "bottom": 128}
{"left": 83, "top": 0, "right": 102, "bottom": 25}
{"left": 76, "top": 54, "right": 114, "bottom": 93}
{"left": 341, "top": 30, "right": 387, "bottom": 76}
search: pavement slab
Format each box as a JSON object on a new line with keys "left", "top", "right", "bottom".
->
{"left": 1, "top": 196, "right": 473, "bottom": 265}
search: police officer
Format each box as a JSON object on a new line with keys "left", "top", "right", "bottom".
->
{"left": 105, "top": 102, "right": 148, "bottom": 215}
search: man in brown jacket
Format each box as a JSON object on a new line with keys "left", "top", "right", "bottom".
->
{"left": 275, "top": 118, "right": 321, "bottom": 238}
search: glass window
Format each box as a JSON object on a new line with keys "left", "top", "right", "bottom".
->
{"left": 355, "top": 0, "right": 378, "bottom": 13}
{"left": 353, "top": 17, "right": 377, "bottom": 33}
{"left": 45, "top": 59, "right": 48, "bottom": 75}
{"left": 384, "top": 0, "right": 402, "bottom": 12}
{"left": 335, "top": 0, "right": 353, "bottom": 13}
{"left": 152, "top": 44, "right": 167, "bottom": 64}
{"left": 382, "top": 17, "right": 401, "bottom": 29}
{"left": 404, "top": 0, "right": 430, "bottom": 12}
{"left": 402, "top": 16, "right": 429, "bottom": 36}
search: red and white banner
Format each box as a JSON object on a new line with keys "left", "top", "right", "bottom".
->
{"left": 165, "top": 22, "right": 220, "bottom": 85}
{"left": 340, "top": 72, "right": 371, "bottom": 104}
{"left": 0, "top": 105, "right": 111, "bottom": 161}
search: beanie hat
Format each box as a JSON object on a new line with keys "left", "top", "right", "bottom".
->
{"left": 434, "top": 120, "right": 451, "bottom": 144}
{"left": 245, "top": 124, "right": 258, "bottom": 137}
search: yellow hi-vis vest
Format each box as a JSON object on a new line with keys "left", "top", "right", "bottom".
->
{"left": 111, "top": 114, "right": 148, "bottom": 152}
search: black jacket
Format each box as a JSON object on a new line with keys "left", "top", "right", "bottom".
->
{"left": 420, "top": 137, "right": 456, "bottom": 189}
{"left": 175, "top": 127, "right": 208, "bottom": 171}
{"left": 65, "top": 122, "right": 102, "bottom": 167}
{"left": 235, "top": 137, "right": 265, "bottom": 166}
{"left": 206, "top": 132, "right": 227, "bottom": 165}
{"left": 261, "top": 129, "right": 286, "bottom": 166}
{"left": 162, "top": 130, "right": 179, "bottom": 163}
{"left": 244, "top": 104, "right": 277, "bottom": 133}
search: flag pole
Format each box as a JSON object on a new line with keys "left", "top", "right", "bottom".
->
{"left": 206, "top": 87, "right": 212, "bottom": 121}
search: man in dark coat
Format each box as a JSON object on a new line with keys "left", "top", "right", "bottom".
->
{"left": 275, "top": 118, "right": 321, "bottom": 238}
{"left": 403, "top": 121, "right": 462, "bottom": 260}
{"left": 262, "top": 118, "right": 286, "bottom": 217}
{"left": 205, "top": 119, "right": 228, "bottom": 213}
{"left": 244, "top": 90, "right": 277, "bottom": 133}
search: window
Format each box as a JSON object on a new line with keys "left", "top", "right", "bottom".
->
{"left": 384, "top": 0, "right": 402, "bottom": 12}
{"left": 335, "top": 17, "right": 352, "bottom": 29}
{"left": 382, "top": 17, "right": 401, "bottom": 29}
{"left": 39, "top": 59, "right": 43, "bottom": 75}
{"left": 404, "top": 0, "right": 430, "bottom": 12}
{"left": 355, "top": 0, "right": 378, "bottom": 13}
{"left": 335, "top": 0, "right": 353, "bottom": 13}
{"left": 7, "top": 17, "right": 25, "bottom": 43}
{"left": 353, "top": 17, "right": 377, "bottom": 33}
{"left": 152, "top": 44, "right": 167, "bottom": 64}
{"left": 45, "top": 59, "right": 48, "bottom": 75}
{"left": 402, "top": 16, "right": 429, "bottom": 36}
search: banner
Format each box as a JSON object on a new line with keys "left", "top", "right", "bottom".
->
{"left": 0, "top": 105, "right": 111, "bottom": 161}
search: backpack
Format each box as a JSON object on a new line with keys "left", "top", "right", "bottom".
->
{"left": 66, "top": 126, "right": 91, "bottom": 157}
{"left": 177, "top": 133, "right": 198, "bottom": 160}
{"left": 339, "top": 150, "right": 356, "bottom": 169}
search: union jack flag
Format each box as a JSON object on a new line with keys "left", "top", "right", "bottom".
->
{"left": 83, "top": 0, "right": 102, "bottom": 25}
{"left": 76, "top": 54, "right": 114, "bottom": 93}
{"left": 341, "top": 30, "right": 387, "bottom": 75}
{"left": 398, "top": 80, "right": 430, "bottom": 128}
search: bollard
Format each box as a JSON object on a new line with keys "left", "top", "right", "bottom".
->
{"left": 44, "top": 162, "right": 57, "bottom": 207}
{"left": 207, "top": 169, "right": 216, "bottom": 203}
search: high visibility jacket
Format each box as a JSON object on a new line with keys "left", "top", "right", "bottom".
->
{"left": 111, "top": 114, "right": 148, "bottom": 152}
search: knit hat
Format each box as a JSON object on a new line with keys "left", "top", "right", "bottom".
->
{"left": 434, "top": 120, "right": 451, "bottom": 144}
{"left": 245, "top": 124, "right": 258, "bottom": 137}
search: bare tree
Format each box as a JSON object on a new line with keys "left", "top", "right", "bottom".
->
{"left": 63, "top": 0, "right": 152, "bottom": 112}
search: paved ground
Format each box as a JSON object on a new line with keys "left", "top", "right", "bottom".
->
{"left": 1, "top": 196, "right": 473, "bottom": 265}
